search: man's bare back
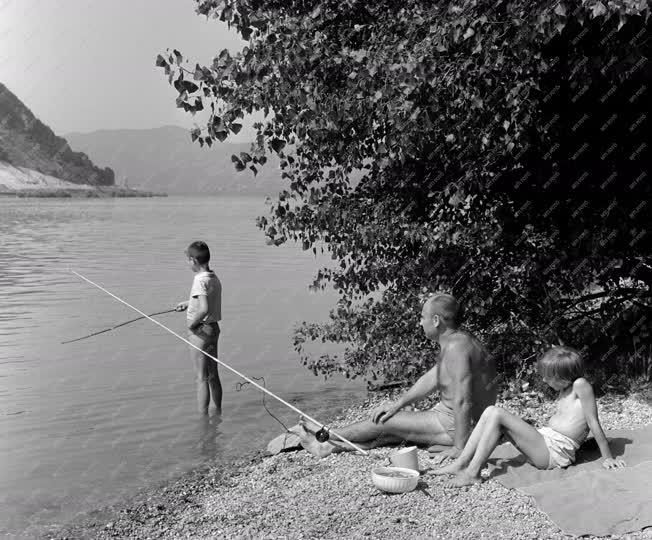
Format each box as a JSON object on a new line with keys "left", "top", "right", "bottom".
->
{"left": 438, "top": 330, "right": 496, "bottom": 423}
{"left": 300, "top": 294, "right": 497, "bottom": 458}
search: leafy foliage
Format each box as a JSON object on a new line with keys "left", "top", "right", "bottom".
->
{"left": 159, "top": 0, "right": 651, "bottom": 387}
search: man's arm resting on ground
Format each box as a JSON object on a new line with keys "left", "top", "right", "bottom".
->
{"left": 375, "top": 364, "right": 439, "bottom": 423}
{"left": 449, "top": 343, "right": 474, "bottom": 451}
{"left": 397, "top": 363, "right": 440, "bottom": 407}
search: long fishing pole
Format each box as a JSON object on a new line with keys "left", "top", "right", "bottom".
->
{"left": 62, "top": 309, "right": 177, "bottom": 344}
{"left": 70, "top": 270, "right": 369, "bottom": 456}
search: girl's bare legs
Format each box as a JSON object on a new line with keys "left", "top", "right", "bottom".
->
{"left": 446, "top": 406, "right": 550, "bottom": 487}
{"left": 432, "top": 405, "right": 495, "bottom": 475}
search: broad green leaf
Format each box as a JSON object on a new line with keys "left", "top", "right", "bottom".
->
{"left": 591, "top": 1, "right": 607, "bottom": 18}
{"left": 233, "top": 157, "right": 246, "bottom": 171}
{"left": 271, "top": 138, "right": 286, "bottom": 153}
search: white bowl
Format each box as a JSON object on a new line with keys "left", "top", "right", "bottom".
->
{"left": 371, "top": 466, "right": 419, "bottom": 493}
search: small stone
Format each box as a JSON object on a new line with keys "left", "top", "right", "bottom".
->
{"left": 266, "top": 425, "right": 304, "bottom": 455}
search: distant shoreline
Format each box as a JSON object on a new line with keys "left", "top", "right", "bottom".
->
{"left": 0, "top": 186, "right": 167, "bottom": 198}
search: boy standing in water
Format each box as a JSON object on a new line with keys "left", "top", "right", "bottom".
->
{"left": 175, "top": 241, "right": 223, "bottom": 415}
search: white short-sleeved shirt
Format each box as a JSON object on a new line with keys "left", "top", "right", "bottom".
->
{"left": 187, "top": 270, "right": 222, "bottom": 323}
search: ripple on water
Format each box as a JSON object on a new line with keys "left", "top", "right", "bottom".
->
{"left": 0, "top": 196, "right": 365, "bottom": 536}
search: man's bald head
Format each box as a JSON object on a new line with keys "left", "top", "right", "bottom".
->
{"left": 423, "top": 293, "right": 461, "bottom": 328}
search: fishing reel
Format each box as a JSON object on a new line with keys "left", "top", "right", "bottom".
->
{"left": 315, "top": 427, "right": 330, "bottom": 443}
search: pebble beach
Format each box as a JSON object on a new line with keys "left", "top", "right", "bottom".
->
{"left": 46, "top": 385, "right": 652, "bottom": 540}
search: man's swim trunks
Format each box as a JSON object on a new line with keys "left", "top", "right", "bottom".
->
{"left": 431, "top": 401, "right": 456, "bottom": 436}
{"left": 537, "top": 426, "right": 582, "bottom": 469}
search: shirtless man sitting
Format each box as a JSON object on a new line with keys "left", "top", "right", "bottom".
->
{"left": 300, "top": 293, "right": 497, "bottom": 461}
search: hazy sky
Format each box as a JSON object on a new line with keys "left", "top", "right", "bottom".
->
{"left": 0, "top": 0, "right": 255, "bottom": 137}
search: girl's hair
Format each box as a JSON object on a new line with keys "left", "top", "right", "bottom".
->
{"left": 537, "top": 346, "right": 585, "bottom": 382}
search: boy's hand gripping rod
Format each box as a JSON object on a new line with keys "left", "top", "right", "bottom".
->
{"left": 70, "top": 271, "right": 368, "bottom": 456}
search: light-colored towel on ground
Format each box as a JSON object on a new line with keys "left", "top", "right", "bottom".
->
{"left": 485, "top": 424, "right": 652, "bottom": 536}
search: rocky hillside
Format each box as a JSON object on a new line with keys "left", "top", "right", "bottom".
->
{"left": 0, "top": 83, "right": 114, "bottom": 186}
{"left": 65, "top": 126, "right": 285, "bottom": 195}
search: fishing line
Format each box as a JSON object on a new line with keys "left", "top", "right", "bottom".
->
{"left": 62, "top": 309, "right": 177, "bottom": 344}
{"left": 236, "top": 376, "right": 290, "bottom": 433}
{"left": 70, "top": 270, "right": 368, "bottom": 455}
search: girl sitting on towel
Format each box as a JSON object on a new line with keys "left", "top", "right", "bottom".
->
{"left": 433, "top": 345, "right": 626, "bottom": 486}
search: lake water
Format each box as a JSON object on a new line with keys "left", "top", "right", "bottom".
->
{"left": 0, "top": 196, "right": 365, "bottom": 538}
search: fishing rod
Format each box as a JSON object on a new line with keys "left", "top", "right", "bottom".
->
{"left": 70, "top": 270, "right": 369, "bottom": 456}
{"left": 61, "top": 309, "right": 177, "bottom": 344}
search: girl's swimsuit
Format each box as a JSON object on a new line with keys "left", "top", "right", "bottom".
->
{"left": 537, "top": 426, "right": 588, "bottom": 469}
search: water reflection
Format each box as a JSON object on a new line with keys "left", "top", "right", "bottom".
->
{"left": 0, "top": 196, "right": 364, "bottom": 536}
{"left": 197, "top": 413, "right": 223, "bottom": 457}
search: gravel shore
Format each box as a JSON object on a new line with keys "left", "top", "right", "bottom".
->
{"left": 46, "top": 385, "right": 652, "bottom": 540}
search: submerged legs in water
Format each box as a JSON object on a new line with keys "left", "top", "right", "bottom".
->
{"left": 189, "top": 330, "right": 222, "bottom": 414}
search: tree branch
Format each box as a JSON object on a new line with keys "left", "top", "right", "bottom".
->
{"left": 560, "top": 288, "right": 652, "bottom": 307}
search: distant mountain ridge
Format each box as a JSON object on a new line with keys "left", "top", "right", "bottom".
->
{"left": 65, "top": 126, "right": 285, "bottom": 195}
{"left": 0, "top": 83, "right": 114, "bottom": 186}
